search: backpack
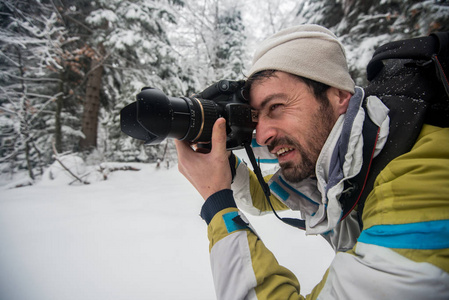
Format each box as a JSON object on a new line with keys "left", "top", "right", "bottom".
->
{"left": 339, "top": 32, "right": 449, "bottom": 229}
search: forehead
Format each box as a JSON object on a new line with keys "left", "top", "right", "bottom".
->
{"left": 248, "top": 72, "right": 309, "bottom": 108}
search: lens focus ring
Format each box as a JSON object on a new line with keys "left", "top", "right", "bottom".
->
{"left": 192, "top": 98, "right": 219, "bottom": 143}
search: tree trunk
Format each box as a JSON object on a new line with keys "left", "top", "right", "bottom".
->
{"left": 17, "top": 46, "right": 35, "bottom": 180}
{"left": 24, "top": 140, "right": 34, "bottom": 180}
{"left": 80, "top": 43, "right": 104, "bottom": 151}
{"left": 54, "top": 73, "right": 64, "bottom": 153}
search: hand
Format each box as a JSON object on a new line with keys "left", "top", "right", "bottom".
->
{"left": 175, "top": 118, "right": 232, "bottom": 200}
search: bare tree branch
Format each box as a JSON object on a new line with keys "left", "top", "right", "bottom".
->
{"left": 52, "top": 141, "right": 90, "bottom": 185}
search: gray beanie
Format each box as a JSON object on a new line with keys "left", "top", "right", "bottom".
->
{"left": 248, "top": 24, "right": 355, "bottom": 93}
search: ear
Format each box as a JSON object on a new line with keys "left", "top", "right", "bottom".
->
{"left": 327, "top": 87, "right": 352, "bottom": 116}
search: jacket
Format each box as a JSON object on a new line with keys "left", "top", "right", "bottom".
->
{"left": 199, "top": 89, "right": 449, "bottom": 299}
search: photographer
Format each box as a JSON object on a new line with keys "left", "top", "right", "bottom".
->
{"left": 175, "top": 25, "right": 449, "bottom": 299}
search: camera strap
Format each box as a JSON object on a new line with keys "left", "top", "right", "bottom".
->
{"left": 244, "top": 143, "right": 306, "bottom": 230}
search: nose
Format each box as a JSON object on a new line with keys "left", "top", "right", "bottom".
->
{"left": 255, "top": 119, "right": 276, "bottom": 146}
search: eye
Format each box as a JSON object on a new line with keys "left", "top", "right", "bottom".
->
{"left": 251, "top": 109, "right": 259, "bottom": 122}
{"left": 269, "top": 103, "right": 282, "bottom": 111}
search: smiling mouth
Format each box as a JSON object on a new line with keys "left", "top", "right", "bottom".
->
{"left": 276, "top": 147, "right": 294, "bottom": 157}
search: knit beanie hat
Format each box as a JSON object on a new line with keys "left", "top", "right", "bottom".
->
{"left": 247, "top": 24, "right": 355, "bottom": 93}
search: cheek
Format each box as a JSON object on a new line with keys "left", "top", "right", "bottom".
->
{"left": 288, "top": 114, "right": 319, "bottom": 147}
{"left": 288, "top": 111, "right": 309, "bottom": 131}
{"left": 280, "top": 117, "right": 307, "bottom": 144}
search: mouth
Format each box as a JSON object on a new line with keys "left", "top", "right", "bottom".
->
{"left": 275, "top": 147, "right": 295, "bottom": 158}
{"left": 276, "top": 147, "right": 297, "bottom": 167}
{"left": 268, "top": 137, "right": 298, "bottom": 162}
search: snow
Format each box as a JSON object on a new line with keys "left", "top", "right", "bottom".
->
{"left": 347, "top": 34, "right": 390, "bottom": 72}
{"left": 0, "top": 159, "right": 335, "bottom": 299}
{"left": 86, "top": 9, "right": 118, "bottom": 26}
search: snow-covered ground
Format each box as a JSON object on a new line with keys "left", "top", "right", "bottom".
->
{"left": 0, "top": 157, "right": 334, "bottom": 300}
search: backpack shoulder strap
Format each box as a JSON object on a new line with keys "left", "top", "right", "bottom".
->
{"left": 431, "top": 32, "right": 449, "bottom": 97}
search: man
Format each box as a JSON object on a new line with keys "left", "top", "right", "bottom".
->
{"left": 175, "top": 25, "right": 449, "bottom": 299}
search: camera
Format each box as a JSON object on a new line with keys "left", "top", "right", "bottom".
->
{"left": 120, "top": 80, "right": 257, "bottom": 150}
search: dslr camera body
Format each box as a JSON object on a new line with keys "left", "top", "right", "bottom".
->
{"left": 120, "top": 80, "right": 256, "bottom": 150}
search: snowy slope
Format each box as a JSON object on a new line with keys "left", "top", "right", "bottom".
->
{"left": 0, "top": 160, "right": 334, "bottom": 300}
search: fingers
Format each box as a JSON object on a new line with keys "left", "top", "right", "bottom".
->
{"left": 175, "top": 117, "right": 227, "bottom": 156}
{"left": 211, "top": 117, "right": 227, "bottom": 154}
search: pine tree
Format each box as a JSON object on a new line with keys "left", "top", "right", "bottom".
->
{"left": 211, "top": 3, "right": 246, "bottom": 80}
{"left": 295, "top": 0, "right": 449, "bottom": 85}
{"left": 172, "top": 0, "right": 247, "bottom": 86}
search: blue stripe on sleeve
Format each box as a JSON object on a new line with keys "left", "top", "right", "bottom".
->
{"left": 223, "top": 211, "right": 247, "bottom": 233}
{"left": 358, "top": 219, "right": 449, "bottom": 250}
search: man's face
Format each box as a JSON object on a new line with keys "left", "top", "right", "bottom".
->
{"left": 250, "top": 72, "right": 338, "bottom": 182}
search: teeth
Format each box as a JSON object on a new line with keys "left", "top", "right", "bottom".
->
{"left": 276, "top": 147, "right": 294, "bottom": 156}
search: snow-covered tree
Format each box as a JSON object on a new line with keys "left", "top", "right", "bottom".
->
{"left": 0, "top": 0, "right": 84, "bottom": 180}
{"left": 171, "top": 0, "right": 247, "bottom": 86}
{"left": 80, "top": 0, "right": 186, "bottom": 163}
{"left": 295, "top": 0, "right": 449, "bottom": 85}
{"left": 3, "top": 0, "right": 447, "bottom": 184}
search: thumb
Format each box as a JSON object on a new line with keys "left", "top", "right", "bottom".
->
{"left": 211, "top": 117, "right": 227, "bottom": 153}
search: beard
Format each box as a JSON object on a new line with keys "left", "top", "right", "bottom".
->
{"left": 269, "top": 136, "right": 316, "bottom": 182}
{"left": 268, "top": 102, "right": 336, "bottom": 183}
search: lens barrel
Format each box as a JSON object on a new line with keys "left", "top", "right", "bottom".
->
{"left": 127, "top": 87, "right": 221, "bottom": 144}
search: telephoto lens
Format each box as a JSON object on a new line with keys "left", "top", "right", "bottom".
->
{"left": 120, "top": 87, "right": 222, "bottom": 145}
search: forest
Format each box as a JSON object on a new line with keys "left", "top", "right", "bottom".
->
{"left": 1, "top": 0, "right": 448, "bottom": 184}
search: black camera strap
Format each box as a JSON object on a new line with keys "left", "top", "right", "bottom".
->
{"left": 243, "top": 143, "right": 306, "bottom": 230}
